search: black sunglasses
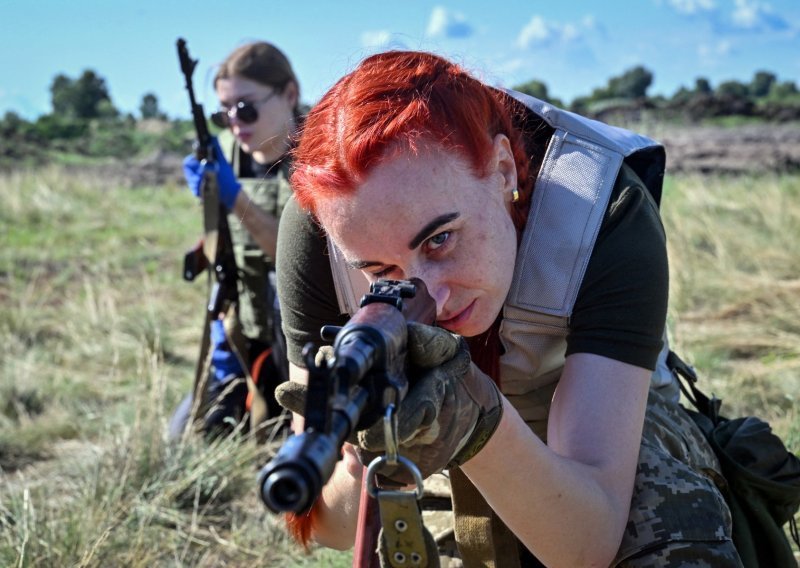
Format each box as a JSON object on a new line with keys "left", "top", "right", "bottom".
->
{"left": 210, "top": 91, "right": 277, "bottom": 128}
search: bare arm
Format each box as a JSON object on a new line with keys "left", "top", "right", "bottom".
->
{"left": 231, "top": 191, "right": 280, "bottom": 259}
{"left": 287, "top": 362, "right": 362, "bottom": 549}
{"left": 461, "top": 353, "right": 650, "bottom": 567}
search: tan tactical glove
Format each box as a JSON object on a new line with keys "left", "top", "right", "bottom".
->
{"left": 356, "top": 322, "right": 503, "bottom": 483}
{"left": 274, "top": 324, "right": 503, "bottom": 482}
{"left": 274, "top": 347, "right": 333, "bottom": 418}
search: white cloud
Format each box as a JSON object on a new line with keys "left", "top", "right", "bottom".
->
{"left": 517, "top": 16, "right": 551, "bottom": 48}
{"left": 698, "top": 38, "right": 733, "bottom": 58}
{"left": 516, "top": 15, "right": 589, "bottom": 49}
{"left": 730, "top": 0, "right": 789, "bottom": 31}
{"left": 665, "top": 0, "right": 791, "bottom": 32}
{"left": 426, "top": 6, "right": 474, "bottom": 39}
{"left": 359, "top": 31, "right": 410, "bottom": 51}
{"left": 667, "top": 0, "right": 716, "bottom": 14}
{"left": 361, "top": 30, "right": 393, "bottom": 47}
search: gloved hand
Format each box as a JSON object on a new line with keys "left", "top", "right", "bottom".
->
{"left": 209, "top": 319, "right": 244, "bottom": 382}
{"left": 182, "top": 137, "right": 241, "bottom": 210}
{"left": 274, "top": 346, "right": 333, "bottom": 415}
{"left": 274, "top": 323, "right": 504, "bottom": 483}
{"left": 356, "top": 322, "right": 503, "bottom": 483}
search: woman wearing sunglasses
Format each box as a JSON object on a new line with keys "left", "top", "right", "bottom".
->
{"left": 273, "top": 50, "right": 742, "bottom": 566}
{"left": 179, "top": 41, "right": 300, "bottom": 437}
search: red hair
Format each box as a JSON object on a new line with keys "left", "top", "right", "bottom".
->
{"left": 291, "top": 50, "right": 545, "bottom": 383}
{"left": 291, "top": 51, "right": 533, "bottom": 232}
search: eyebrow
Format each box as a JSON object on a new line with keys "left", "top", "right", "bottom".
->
{"left": 344, "top": 212, "right": 460, "bottom": 270}
{"left": 219, "top": 94, "right": 260, "bottom": 106}
{"left": 347, "top": 259, "right": 382, "bottom": 270}
{"left": 408, "top": 212, "right": 459, "bottom": 249}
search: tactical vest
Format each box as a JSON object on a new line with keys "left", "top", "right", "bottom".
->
{"left": 219, "top": 131, "right": 294, "bottom": 343}
{"left": 326, "top": 91, "right": 679, "bottom": 436}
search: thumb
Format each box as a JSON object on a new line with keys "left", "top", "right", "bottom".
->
{"left": 407, "top": 321, "right": 461, "bottom": 368}
{"left": 274, "top": 381, "right": 308, "bottom": 415}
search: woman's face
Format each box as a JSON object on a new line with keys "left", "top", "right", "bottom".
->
{"left": 316, "top": 136, "right": 519, "bottom": 337}
{"left": 215, "top": 75, "right": 297, "bottom": 162}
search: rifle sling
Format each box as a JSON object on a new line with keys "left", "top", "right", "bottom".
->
{"left": 449, "top": 467, "right": 522, "bottom": 568}
{"left": 377, "top": 489, "right": 439, "bottom": 568}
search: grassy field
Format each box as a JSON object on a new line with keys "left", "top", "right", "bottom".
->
{"left": 1, "top": 165, "right": 798, "bottom": 566}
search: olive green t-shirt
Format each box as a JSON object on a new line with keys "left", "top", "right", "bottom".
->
{"left": 276, "top": 161, "right": 668, "bottom": 371}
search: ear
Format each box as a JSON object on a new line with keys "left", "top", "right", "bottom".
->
{"left": 491, "top": 133, "right": 517, "bottom": 194}
{"left": 283, "top": 81, "right": 299, "bottom": 109}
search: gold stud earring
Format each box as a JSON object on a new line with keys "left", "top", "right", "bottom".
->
{"left": 511, "top": 187, "right": 520, "bottom": 203}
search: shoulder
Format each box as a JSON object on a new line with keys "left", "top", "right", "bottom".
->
{"left": 277, "top": 197, "right": 347, "bottom": 366}
{"left": 278, "top": 197, "right": 325, "bottom": 250}
{"left": 567, "top": 163, "right": 668, "bottom": 369}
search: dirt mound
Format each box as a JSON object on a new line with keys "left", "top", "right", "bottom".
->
{"left": 83, "top": 124, "right": 800, "bottom": 187}
{"left": 657, "top": 123, "right": 800, "bottom": 175}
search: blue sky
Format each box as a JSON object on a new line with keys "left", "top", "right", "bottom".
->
{"left": 2, "top": 0, "right": 798, "bottom": 120}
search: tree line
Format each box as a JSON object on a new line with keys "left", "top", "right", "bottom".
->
{"left": 516, "top": 66, "right": 800, "bottom": 123}
{"left": 0, "top": 70, "right": 191, "bottom": 167}
{"left": 1, "top": 66, "right": 799, "bottom": 168}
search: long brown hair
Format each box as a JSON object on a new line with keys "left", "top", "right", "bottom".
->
{"left": 214, "top": 41, "right": 300, "bottom": 116}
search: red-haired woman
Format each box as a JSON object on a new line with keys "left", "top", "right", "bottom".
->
{"left": 275, "top": 51, "right": 742, "bottom": 566}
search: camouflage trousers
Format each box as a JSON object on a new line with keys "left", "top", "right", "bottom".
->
{"left": 615, "top": 388, "right": 743, "bottom": 567}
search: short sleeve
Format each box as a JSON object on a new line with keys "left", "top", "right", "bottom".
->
{"left": 565, "top": 165, "right": 669, "bottom": 370}
{"left": 276, "top": 196, "right": 348, "bottom": 366}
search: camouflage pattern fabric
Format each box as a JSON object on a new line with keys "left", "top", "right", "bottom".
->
{"left": 448, "top": 386, "right": 743, "bottom": 566}
{"left": 615, "top": 387, "right": 743, "bottom": 566}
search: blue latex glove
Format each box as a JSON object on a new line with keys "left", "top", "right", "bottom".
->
{"left": 182, "top": 137, "right": 241, "bottom": 210}
{"left": 209, "top": 319, "right": 244, "bottom": 382}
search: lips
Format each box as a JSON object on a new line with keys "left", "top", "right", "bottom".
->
{"left": 437, "top": 299, "right": 475, "bottom": 331}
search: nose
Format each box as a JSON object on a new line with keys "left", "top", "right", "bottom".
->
{"left": 415, "top": 274, "right": 450, "bottom": 318}
{"left": 228, "top": 112, "right": 243, "bottom": 127}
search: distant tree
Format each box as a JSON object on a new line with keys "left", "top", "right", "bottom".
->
{"left": 694, "top": 77, "right": 712, "bottom": 94}
{"left": 512, "top": 79, "right": 564, "bottom": 107}
{"left": 0, "top": 111, "right": 28, "bottom": 134}
{"left": 612, "top": 65, "right": 653, "bottom": 98}
{"left": 50, "top": 70, "right": 116, "bottom": 119}
{"left": 670, "top": 86, "right": 693, "bottom": 104}
{"left": 50, "top": 74, "right": 73, "bottom": 116}
{"left": 32, "top": 114, "right": 88, "bottom": 141}
{"left": 139, "top": 92, "right": 166, "bottom": 120}
{"left": 749, "top": 71, "right": 776, "bottom": 98}
{"left": 591, "top": 65, "right": 653, "bottom": 100}
{"left": 768, "top": 80, "right": 799, "bottom": 99}
{"left": 716, "top": 80, "right": 749, "bottom": 98}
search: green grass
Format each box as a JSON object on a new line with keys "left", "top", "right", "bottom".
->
{"left": 663, "top": 173, "right": 800, "bottom": 426}
{"left": 1, "top": 165, "right": 798, "bottom": 564}
{"left": 0, "top": 166, "right": 352, "bottom": 566}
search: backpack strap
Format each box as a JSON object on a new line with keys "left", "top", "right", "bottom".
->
{"left": 666, "top": 350, "right": 723, "bottom": 425}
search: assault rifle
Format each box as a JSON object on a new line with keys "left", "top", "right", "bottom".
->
{"left": 258, "top": 278, "right": 435, "bottom": 514}
{"left": 259, "top": 278, "right": 436, "bottom": 567}
{"left": 176, "top": 38, "right": 239, "bottom": 421}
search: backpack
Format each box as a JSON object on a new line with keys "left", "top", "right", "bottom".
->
{"left": 668, "top": 351, "right": 800, "bottom": 568}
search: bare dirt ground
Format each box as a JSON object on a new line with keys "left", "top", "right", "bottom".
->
{"left": 655, "top": 123, "right": 800, "bottom": 175}
{"left": 78, "top": 123, "right": 800, "bottom": 187}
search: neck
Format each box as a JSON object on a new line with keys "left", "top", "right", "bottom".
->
{"left": 252, "top": 120, "right": 294, "bottom": 164}
{"left": 252, "top": 147, "right": 282, "bottom": 165}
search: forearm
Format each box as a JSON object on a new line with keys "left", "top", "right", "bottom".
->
{"left": 309, "top": 444, "right": 363, "bottom": 549}
{"left": 231, "top": 192, "right": 279, "bottom": 258}
{"left": 461, "top": 398, "right": 632, "bottom": 567}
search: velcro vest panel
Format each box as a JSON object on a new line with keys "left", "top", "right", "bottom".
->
{"left": 219, "top": 132, "right": 293, "bottom": 342}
